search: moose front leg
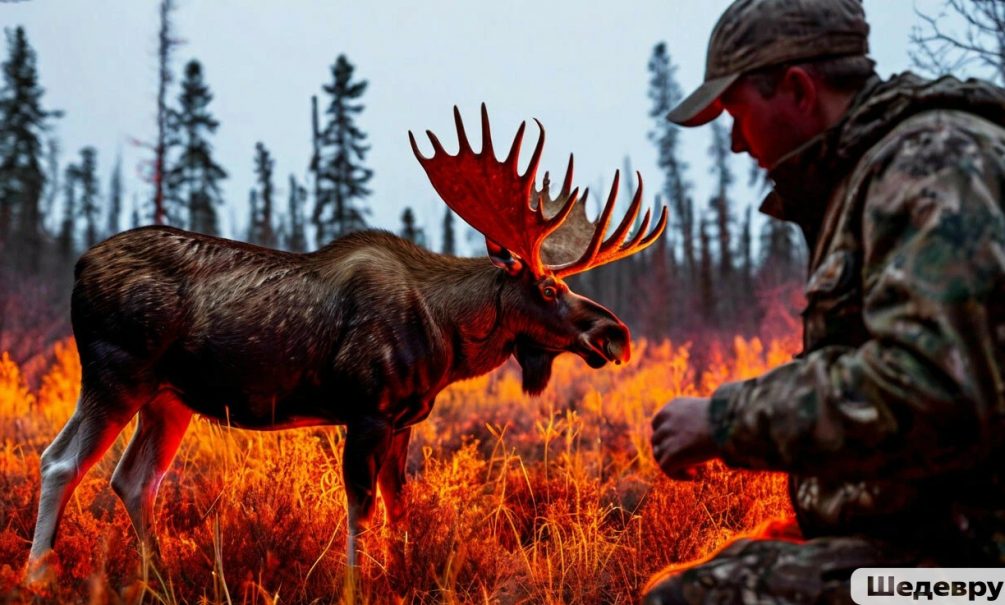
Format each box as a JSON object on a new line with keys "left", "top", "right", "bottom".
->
{"left": 342, "top": 419, "right": 393, "bottom": 568}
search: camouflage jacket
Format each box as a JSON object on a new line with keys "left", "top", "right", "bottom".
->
{"left": 708, "top": 73, "right": 1005, "bottom": 562}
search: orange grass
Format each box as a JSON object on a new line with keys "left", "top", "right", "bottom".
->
{"left": 0, "top": 334, "right": 798, "bottom": 604}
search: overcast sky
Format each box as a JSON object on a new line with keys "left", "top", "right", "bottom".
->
{"left": 3, "top": 1, "right": 930, "bottom": 253}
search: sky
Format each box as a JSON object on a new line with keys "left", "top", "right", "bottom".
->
{"left": 2, "top": 0, "right": 929, "bottom": 254}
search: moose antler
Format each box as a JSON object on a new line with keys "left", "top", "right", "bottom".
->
{"left": 534, "top": 159, "right": 668, "bottom": 278}
{"left": 410, "top": 104, "right": 668, "bottom": 279}
{"left": 409, "top": 104, "right": 578, "bottom": 277}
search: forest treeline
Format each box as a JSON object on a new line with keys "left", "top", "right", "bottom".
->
{"left": 0, "top": 10, "right": 812, "bottom": 369}
{"left": 5, "top": 0, "right": 1000, "bottom": 375}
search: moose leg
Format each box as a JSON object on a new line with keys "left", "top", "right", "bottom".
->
{"left": 342, "top": 419, "right": 393, "bottom": 568}
{"left": 377, "top": 427, "right": 412, "bottom": 526}
{"left": 377, "top": 427, "right": 412, "bottom": 577}
{"left": 111, "top": 391, "right": 192, "bottom": 558}
{"left": 28, "top": 376, "right": 147, "bottom": 575}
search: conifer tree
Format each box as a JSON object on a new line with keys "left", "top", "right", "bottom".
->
{"left": 107, "top": 154, "right": 123, "bottom": 236}
{"left": 76, "top": 147, "right": 100, "bottom": 249}
{"left": 313, "top": 54, "right": 372, "bottom": 244}
{"left": 441, "top": 207, "right": 456, "bottom": 255}
{"left": 400, "top": 206, "right": 425, "bottom": 247}
{"left": 616, "top": 156, "right": 641, "bottom": 315}
{"left": 165, "top": 59, "right": 226, "bottom": 234}
{"left": 43, "top": 137, "right": 59, "bottom": 236}
{"left": 760, "top": 218, "right": 803, "bottom": 285}
{"left": 698, "top": 214, "right": 714, "bottom": 322}
{"left": 285, "top": 174, "right": 307, "bottom": 252}
{"left": 153, "top": 0, "right": 179, "bottom": 225}
{"left": 249, "top": 142, "right": 276, "bottom": 247}
{"left": 310, "top": 95, "right": 321, "bottom": 225}
{"left": 59, "top": 163, "right": 78, "bottom": 261}
{"left": 647, "top": 42, "right": 694, "bottom": 279}
{"left": 246, "top": 188, "right": 258, "bottom": 242}
{"left": 739, "top": 205, "right": 754, "bottom": 293}
{"left": 640, "top": 194, "right": 674, "bottom": 337}
{"left": 0, "top": 26, "right": 59, "bottom": 268}
{"left": 131, "top": 194, "right": 141, "bottom": 229}
{"left": 709, "top": 119, "right": 734, "bottom": 280}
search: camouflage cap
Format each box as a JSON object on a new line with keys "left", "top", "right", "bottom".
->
{"left": 667, "top": 0, "right": 870, "bottom": 126}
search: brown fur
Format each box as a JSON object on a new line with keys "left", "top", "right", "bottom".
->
{"left": 30, "top": 225, "right": 631, "bottom": 570}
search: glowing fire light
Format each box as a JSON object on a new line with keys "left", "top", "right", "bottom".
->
{"left": 1, "top": 334, "right": 798, "bottom": 603}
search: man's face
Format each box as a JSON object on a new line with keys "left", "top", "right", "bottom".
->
{"left": 720, "top": 74, "right": 819, "bottom": 171}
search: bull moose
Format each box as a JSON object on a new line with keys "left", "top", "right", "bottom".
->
{"left": 27, "top": 105, "right": 666, "bottom": 575}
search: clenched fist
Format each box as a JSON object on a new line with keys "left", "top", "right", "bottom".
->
{"left": 651, "top": 397, "right": 718, "bottom": 480}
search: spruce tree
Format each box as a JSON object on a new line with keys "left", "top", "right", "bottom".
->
{"left": 76, "top": 147, "right": 100, "bottom": 249}
{"left": 760, "top": 218, "right": 803, "bottom": 285}
{"left": 165, "top": 59, "right": 226, "bottom": 235}
{"left": 107, "top": 154, "right": 123, "bottom": 236}
{"left": 400, "top": 206, "right": 425, "bottom": 247}
{"left": 441, "top": 207, "right": 456, "bottom": 255}
{"left": 59, "top": 163, "right": 78, "bottom": 261}
{"left": 249, "top": 142, "right": 276, "bottom": 247}
{"left": 709, "top": 119, "right": 734, "bottom": 280}
{"left": 736, "top": 204, "right": 757, "bottom": 332}
{"left": 640, "top": 193, "right": 674, "bottom": 338}
{"left": 131, "top": 195, "right": 141, "bottom": 229}
{"left": 43, "top": 137, "right": 59, "bottom": 236}
{"left": 739, "top": 205, "right": 754, "bottom": 294}
{"left": 647, "top": 42, "right": 693, "bottom": 279}
{"left": 285, "top": 174, "right": 307, "bottom": 252}
{"left": 313, "top": 54, "right": 372, "bottom": 244}
{"left": 0, "top": 26, "right": 60, "bottom": 269}
{"left": 698, "top": 214, "right": 714, "bottom": 322}
{"left": 246, "top": 188, "right": 258, "bottom": 242}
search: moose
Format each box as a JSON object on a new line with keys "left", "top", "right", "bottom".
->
{"left": 27, "top": 105, "right": 666, "bottom": 576}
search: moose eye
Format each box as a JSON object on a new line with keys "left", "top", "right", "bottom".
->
{"left": 542, "top": 285, "right": 557, "bottom": 301}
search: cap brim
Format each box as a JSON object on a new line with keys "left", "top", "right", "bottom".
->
{"left": 666, "top": 73, "right": 740, "bottom": 127}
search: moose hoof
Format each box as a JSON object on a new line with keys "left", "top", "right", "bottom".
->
{"left": 23, "top": 551, "right": 59, "bottom": 593}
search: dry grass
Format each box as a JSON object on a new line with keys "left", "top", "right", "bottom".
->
{"left": 0, "top": 334, "right": 797, "bottom": 604}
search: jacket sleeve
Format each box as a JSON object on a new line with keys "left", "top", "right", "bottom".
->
{"left": 709, "top": 115, "right": 1005, "bottom": 480}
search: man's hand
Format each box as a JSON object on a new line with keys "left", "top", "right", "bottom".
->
{"left": 651, "top": 397, "right": 718, "bottom": 480}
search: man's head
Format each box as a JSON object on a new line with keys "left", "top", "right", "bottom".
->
{"left": 668, "top": 0, "right": 876, "bottom": 169}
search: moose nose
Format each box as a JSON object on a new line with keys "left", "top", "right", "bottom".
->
{"left": 606, "top": 322, "right": 631, "bottom": 364}
{"left": 588, "top": 320, "right": 631, "bottom": 365}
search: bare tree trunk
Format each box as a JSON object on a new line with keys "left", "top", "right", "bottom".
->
{"left": 310, "top": 95, "right": 321, "bottom": 247}
{"left": 153, "top": 0, "right": 177, "bottom": 225}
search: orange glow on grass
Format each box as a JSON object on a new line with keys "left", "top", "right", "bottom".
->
{"left": 1, "top": 333, "right": 800, "bottom": 603}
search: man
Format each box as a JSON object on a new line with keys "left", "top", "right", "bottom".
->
{"left": 646, "top": 0, "right": 1005, "bottom": 603}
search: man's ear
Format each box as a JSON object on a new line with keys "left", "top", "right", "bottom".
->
{"left": 782, "top": 65, "right": 817, "bottom": 114}
{"left": 486, "top": 240, "right": 523, "bottom": 277}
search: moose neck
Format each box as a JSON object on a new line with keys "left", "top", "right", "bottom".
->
{"left": 417, "top": 256, "right": 517, "bottom": 383}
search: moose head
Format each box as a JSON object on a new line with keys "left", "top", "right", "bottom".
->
{"left": 410, "top": 105, "right": 667, "bottom": 393}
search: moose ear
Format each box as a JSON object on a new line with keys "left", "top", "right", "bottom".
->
{"left": 486, "top": 240, "right": 524, "bottom": 277}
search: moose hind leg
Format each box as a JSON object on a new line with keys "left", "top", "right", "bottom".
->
{"left": 111, "top": 391, "right": 192, "bottom": 556}
{"left": 29, "top": 379, "right": 146, "bottom": 567}
{"left": 343, "top": 420, "right": 393, "bottom": 568}
{"left": 377, "top": 427, "right": 412, "bottom": 526}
